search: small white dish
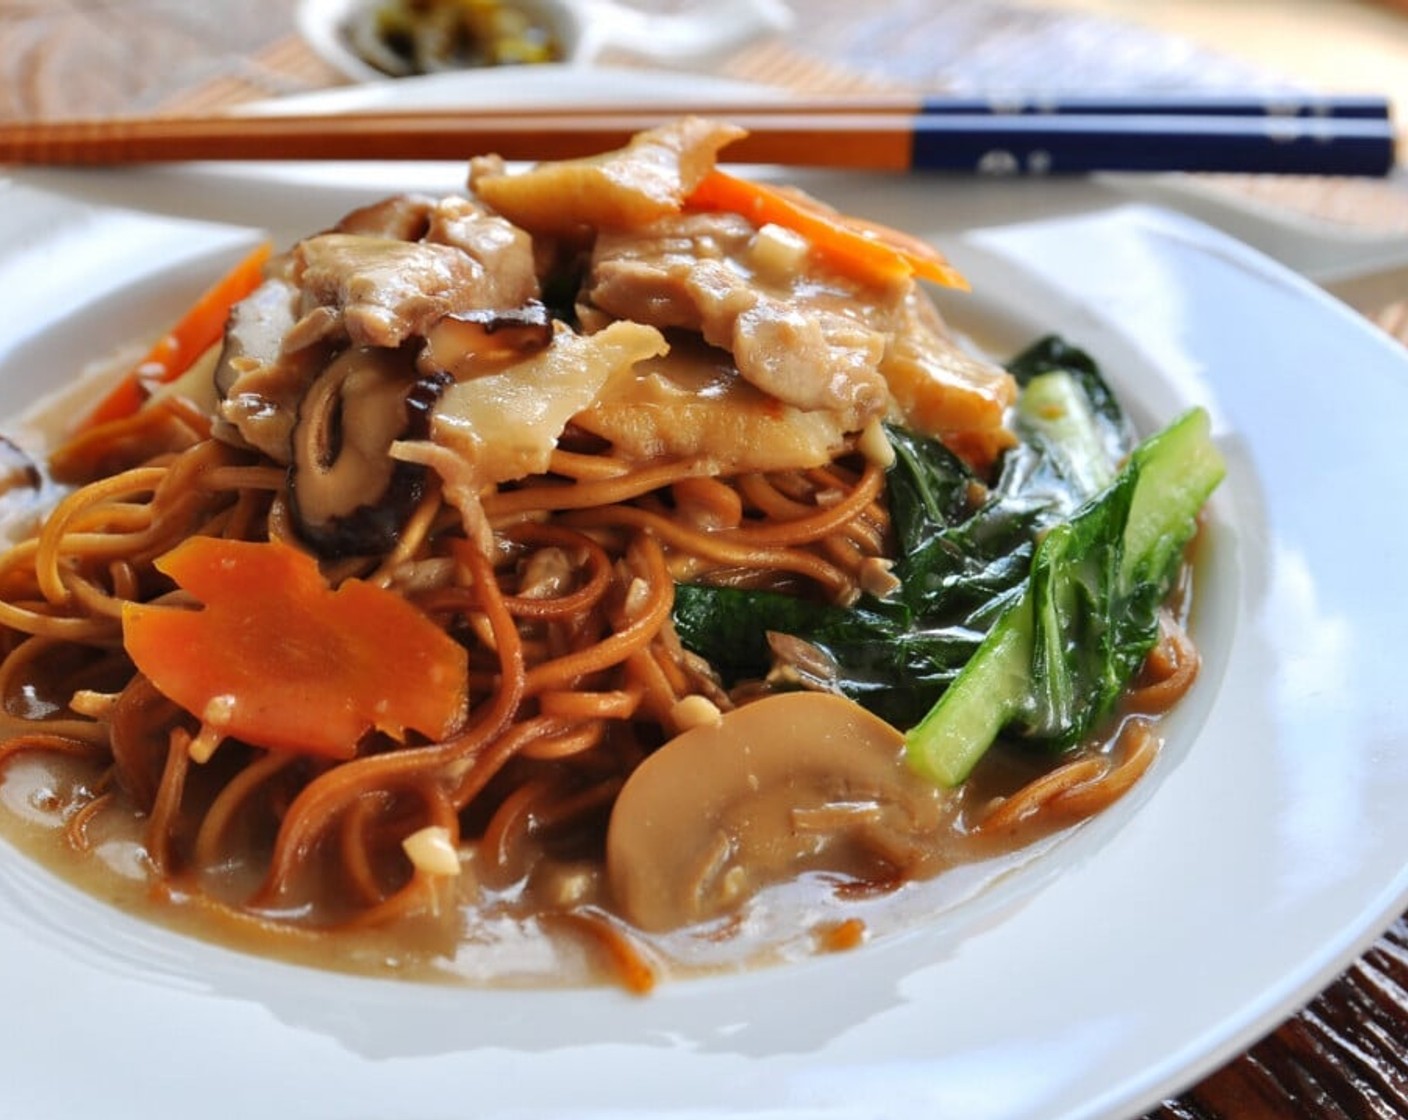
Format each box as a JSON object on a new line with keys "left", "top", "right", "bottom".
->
{"left": 296, "top": 0, "right": 794, "bottom": 82}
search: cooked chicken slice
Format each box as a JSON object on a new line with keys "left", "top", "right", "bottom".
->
{"left": 880, "top": 290, "right": 1017, "bottom": 459}
{"left": 573, "top": 335, "right": 849, "bottom": 472}
{"left": 586, "top": 211, "right": 753, "bottom": 332}
{"left": 730, "top": 301, "right": 887, "bottom": 419}
{"left": 334, "top": 193, "right": 436, "bottom": 240}
{"left": 424, "top": 196, "right": 538, "bottom": 302}
{"left": 588, "top": 210, "right": 1016, "bottom": 466}
{"left": 292, "top": 228, "right": 537, "bottom": 349}
{"left": 469, "top": 117, "right": 745, "bottom": 237}
{"left": 393, "top": 320, "right": 668, "bottom": 550}
{"left": 587, "top": 213, "right": 889, "bottom": 428}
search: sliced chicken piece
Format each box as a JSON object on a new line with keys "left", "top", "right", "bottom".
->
{"left": 334, "top": 193, "right": 436, "bottom": 240}
{"left": 469, "top": 117, "right": 745, "bottom": 237}
{"left": 424, "top": 196, "right": 538, "bottom": 302}
{"left": 292, "top": 229, "right": 537, "bottom": 349}
{"left": 587, "top": 213, "right": 889, "bottom": 429}
{"left": 588, "top": 209, "right": 1016, "bottom": 467}
{"left": 573, "top": 335, "right": 849, "bottom": 472}
{"left": 393, "top": 320, "right": 668, "bottom": 549}
{"left": 880, "top": 290, "right": 1017, "bottom": 464}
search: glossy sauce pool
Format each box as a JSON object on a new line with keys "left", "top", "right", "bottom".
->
{"left": 0, "top": 707, "right": 1150, "bottom": 989}
{"left": 0, "top": 339, "right": 1193, "bottom": 991}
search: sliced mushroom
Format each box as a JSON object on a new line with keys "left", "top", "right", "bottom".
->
{"left": 764, "top": 632, "right": 842, "bottom": 693}
{"left": 0, "top": 434, "right": 44, "bottom": 525}
{"left": 418, "top": 302, "right": 553, "bottom": 381}
{"left": 213, "top": 276, "right": 300, "bottom": 400}
{"left": 0, "top": 435, "right": 40, "bottom": 494}
{"left": 212, "top": 276, "right": 331, "bottom": 463}
{"left": 287, "top": 345, "right": 449, "bottom": 557}
{"left": 605, "top": 691, "right": 949, "bottom": 932}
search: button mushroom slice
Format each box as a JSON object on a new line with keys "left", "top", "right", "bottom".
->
{"left": 605, "top": 691, "right": 950, "bottom": 933}
{"left": 287, "top": 345, "right": 449, "bottom": 558}
{"left": 418, "top": 302, "right": 554, "bottom": 381}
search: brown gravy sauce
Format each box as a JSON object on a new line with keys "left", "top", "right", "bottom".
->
{"left": 0, "top": 718, "right": 1143, "bottom": 988}
{"left": 0, "top": 353, "right": 1177, "bottom": 991}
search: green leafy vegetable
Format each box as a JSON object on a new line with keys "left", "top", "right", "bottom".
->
{"left": 670, "top": 337, "right": 1223, "bottom": 779}
{"left": 904, "top": 406, "right": 1224, "bottom": 785}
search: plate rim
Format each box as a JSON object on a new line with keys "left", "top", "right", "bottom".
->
{"left": 1, "top": 159, "right": 1407, "bottom": 1120}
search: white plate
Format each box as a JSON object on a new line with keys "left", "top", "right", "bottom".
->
{"left": 3, "top": 130, "right": 1408, "bottom": 1120}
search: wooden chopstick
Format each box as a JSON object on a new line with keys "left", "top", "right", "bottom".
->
{"left": 0, "top": 112, "right": 917, "bottom": 170}
{"left": 253, "top": 92, "right": 1392, "bottom": 121}
{"left": 0, "top": 105, "right": 1397, "bottom": 176}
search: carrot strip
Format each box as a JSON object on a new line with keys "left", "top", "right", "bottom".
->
{"left": 80, "top": 241, "right": 272, "bottom": 431}
{"left": 121, "top": 536, "right": 469, "bottom": 760}
{"left": 685, "top": 169, "right": 969, "bottom": 292}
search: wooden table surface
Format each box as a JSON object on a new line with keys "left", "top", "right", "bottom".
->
{"left": 2, "top": 2, "right": 1407, "bottom": 1116}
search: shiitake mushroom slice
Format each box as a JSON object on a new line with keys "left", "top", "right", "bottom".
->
{"left": 418, "top": 302, "right": 553, "bottom": 380}
{"left": 288, "top": 345, "right": 449, "bottom": 558}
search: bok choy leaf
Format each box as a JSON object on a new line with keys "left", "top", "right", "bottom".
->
{"left": 904, "top": 406, "right": 1224, "bottom": 785}
{"left": 670, "top": 337, "right": 1223, "bottom": 782}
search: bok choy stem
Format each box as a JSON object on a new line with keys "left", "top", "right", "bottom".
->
{"left": 904, "top": 407, "right": 1225, "bottom": 787}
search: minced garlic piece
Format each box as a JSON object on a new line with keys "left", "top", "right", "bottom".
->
{"left": 402, "top": 825, "right": 461, "bottom": 877}
{"left": 670, "top": 694, "right": 724, "bottom": 732}
{"left": 747, "top": 222, "right": 810, "bottom": 283}
{"left": 858, "top": 556, "right": 902, "bottom": 600}
{"left": 188, "top": 694, "right": 237, "bottom": 764}
{"left": 858, "top": 418, "right": 895, "bottom": 468}
{"left": 622, "top": 575, "right": 652, "bottom": 621}
{"left": 68, "top": 689, "right": 118, "bottom": 720}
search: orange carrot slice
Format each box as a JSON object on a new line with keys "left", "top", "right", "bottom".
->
{"left": 685, "top": 169, "right": 969, "bottom": 292}
{"left": 122, "top": 536, "right": 468, "bottom": 760}
{"left": 81, "top": 241, "right": 272, "bottom": 431}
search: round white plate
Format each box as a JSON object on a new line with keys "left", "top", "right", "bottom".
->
{"left": 2, "top": 113, "right": 1408, "bottom": 1120}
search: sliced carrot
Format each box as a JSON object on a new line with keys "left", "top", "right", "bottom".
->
{"left": 684, "top": 169, "right": 969, "bottom": 292}
{"left": 49, "top": 394, "right": 210, "bottom": 485}
{"left": 122, "top": 536, "right": 468, "bottom": 760}
{"left": 80, "top": 241, "right": 272, "bottom": 432}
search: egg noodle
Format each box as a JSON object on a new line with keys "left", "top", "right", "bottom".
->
{"left": 0, "top": 121, "right": 1203, "bottom": 990}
